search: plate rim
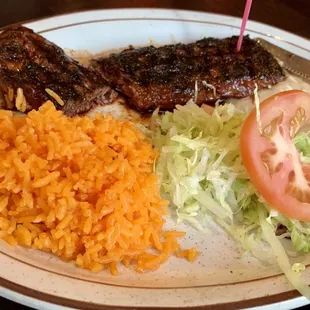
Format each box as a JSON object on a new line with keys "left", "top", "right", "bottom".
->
{"left": 0, "top": 8, "right": 309, "bottom": 310}
{"left": 2, "top": 7, "right": 310, "bottom": 46}
{"left": 0, "top": 276, "right": 305, "bottom": 310}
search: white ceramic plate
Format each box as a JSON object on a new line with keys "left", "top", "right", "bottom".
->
{"left": 1, "top": 8, "right": 310, "bottom": 310}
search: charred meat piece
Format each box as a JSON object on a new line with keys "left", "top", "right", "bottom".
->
{"left": 92, "top": 36, "right": 285, "bottom": 112}
{"left": 0, "top": 26, "right": 118, "bottom": 116}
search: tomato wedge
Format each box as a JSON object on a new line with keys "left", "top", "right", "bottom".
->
{"left": 240, "top": 90, "right": 310, "bottom": 222}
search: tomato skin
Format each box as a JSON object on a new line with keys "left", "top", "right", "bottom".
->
{"left": 240, "top": 90, "right": 310, "bottom": 222}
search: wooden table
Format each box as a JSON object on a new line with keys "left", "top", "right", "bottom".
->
{"left": 0, "top": 1, "right": 309, "bottom": 309}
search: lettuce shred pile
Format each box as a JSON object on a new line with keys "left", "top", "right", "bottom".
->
{"left": 151, "top": 100, "right": 310, "bottom": 298}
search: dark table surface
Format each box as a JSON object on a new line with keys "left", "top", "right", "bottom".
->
{"left": 0, "top": 1, "right": 310, "bottom": 309}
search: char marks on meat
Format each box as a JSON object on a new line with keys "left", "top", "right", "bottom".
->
{"left": 92, "top": 36, "right": 285, "bottom": 112}
{"left": 0, "top": 26, "right": 118, "bottom": 116}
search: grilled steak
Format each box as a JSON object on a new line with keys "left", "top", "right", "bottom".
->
{"left": 0, "top": 26, "right": 118, "bottom": 116}
{"left": 91, "top": 36, "right": 285, "bottom": 112}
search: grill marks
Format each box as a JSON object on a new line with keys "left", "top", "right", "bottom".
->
{"left": 91, "top": 36, "right": 285, "bottom": 113}
{"left": 0, "top": 27, "right": 285, "bottom": 116}
{"left": 0, "top": 26, "right": 118, "bottom": 116}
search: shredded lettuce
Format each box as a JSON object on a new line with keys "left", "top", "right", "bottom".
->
{"left": 253, "top": 84, "right": 263, "bottom": 134}
{"left": 202, "top": 81, "right": 217, "bottom": 97}
{"left": 152, "top": 100, "right": 310, "bottom": 298}
{"left": 293, "top": 263, "right": 306, "bottom": 276}
{"left": 259, "top": 207, "right": 310, "bottom": 299}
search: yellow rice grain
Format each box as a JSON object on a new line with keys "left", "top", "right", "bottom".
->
{"left": 15, "top": 88, "right": 27, "bottom": 112}
{"left": 176, "top": 248, "right": 200, "bottom": 262}
{"left": 110, "top": 262, "right": 119, "bottom": 275}
{"left": 0, "top": 196, "right": 9, "bottom": 212}
{"left": 91, "top": 262, "right": 103, "bottom": 272}
{"left": 15, "top": 225, "right": 32, "bottom": 246}
{"left": 0, "top": 101, "right": 197, "bottom": 274}
{"left": 3, "top": 235, "right": 17, "bottom": 246}
{"left": 122, "top": 258, "right": 130, "bottom": 268}
{"left": 45, "top": 88, "right": 65, "bottom": 106}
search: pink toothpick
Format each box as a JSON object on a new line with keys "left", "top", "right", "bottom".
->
{"left": 237, "top": 0, "right": 253, "bottom": 52}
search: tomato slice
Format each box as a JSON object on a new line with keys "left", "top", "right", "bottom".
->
{"left": 240, "top": 90, "right": 310, "bottom": 222}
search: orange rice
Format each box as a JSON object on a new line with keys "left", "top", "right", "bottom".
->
{"left": 0, "top": 101, "right": 197, "bottom": 273}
